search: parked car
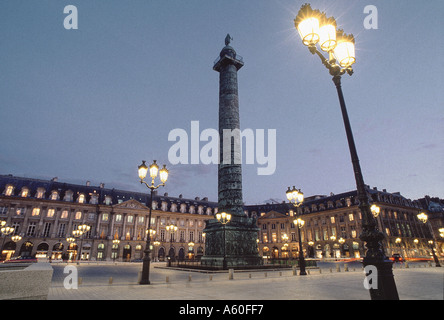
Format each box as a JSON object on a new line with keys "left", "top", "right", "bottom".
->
{"left": 3, "top": 256, "right": 37, "bottom": 263}
{"left": 391, "top": 254, "right": 403, "bottom": 262}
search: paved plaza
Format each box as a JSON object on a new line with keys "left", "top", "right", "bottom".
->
{"left": 48, "top": 261, "right": 443, "bottom": 300}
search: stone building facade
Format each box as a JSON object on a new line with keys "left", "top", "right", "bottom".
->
{"left": 246, "top": 187, "right": 443, "bottom": 261}
{"left": 1, "top": 175, "right": 442, "bottom": 263}
{"left": 0, "top": 175, "right": 216, "bottom": 262}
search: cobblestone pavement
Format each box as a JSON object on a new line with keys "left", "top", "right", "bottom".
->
{"left": 48, "top": 262, "right": 443, "bottom": 300}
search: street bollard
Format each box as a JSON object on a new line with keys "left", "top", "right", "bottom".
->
{"left": 109, "top": 277, "right": 113, "bottom": 285}
{"left": 336, "top": 264, "right": 341, "bottom": 272}
{"left": 209, "top": 275, "right": 213, "bottom": 281}
{"left": 344, "top": 264, "right": 349, "bottom": 272}
{"left": 228, "top": 269, "right": 234, "bottom": 280}
{"left": 319, "top": 268, "right": 322, "bottom": 274}
{"left": 264, "top": 272, "right": 267, "bottom": 278}
{"left": 249, "top": 274, "right": 252, "bottom": 279}
{"left": 405, "top": 261, "right": 409, "bottom": 268}
{"left": 166, "top": 276, "right": 169, "bottom": 283}
{"left": 292, "top": 266, "right": 297, "bottom": 276}
{"left": 279, "top": 271, "right": 282, "bottom": 277}
{"left": 78, "top": 277, "right": 83, "bottom": 285}
{"left": 188, "top": 274, "right": 192, "bottom": 282}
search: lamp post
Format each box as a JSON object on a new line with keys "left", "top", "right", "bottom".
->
{"left": 338, "top": 237, "right": 345, "bottom": 258}
{"left": 77, "top": 224, "right": 91, "bottom": 261}
{"left": 216, "top": 212, "right": 231, "bottom": 270}
{"left": 293, "top": 4, "right": 399, "bottom": 299}
{"left": 138, "top": 160, "right": 169, "bottom": 285}
{"left": 1, "top": 225, "right": 14, "bottom": 260}
{"left": 286, "top": 186, "right": 307, "bottom": 275}
{"left": 417, "top": 212, "right": 441, "bottom": 267}
{"left": 112, "top": 239, "right": 120, "bottom": 262}
{"left": 66, "top": 236, "right": 76, "bottom": 262}
{"left": 166, "top": 223, "right": 177, "bottom": 262}
{"left": 72, "top": 229, "right": 83, "bottom": 261}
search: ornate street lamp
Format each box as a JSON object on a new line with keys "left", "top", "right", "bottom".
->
{"left": 138, "top": 160, "right": 169, "bottom": 285}
{"left": 287, "top": 186, "right": 307, "bottom": 275}
{"left": 166, "top": 223, "right": 178, "bottom": 260}
{"left": 216, "top": 212, "right": 231, "bottom": 270}
{"left": 76, "top": 224, "right": 90, "bottom": 261}
{"left": 370, "top": 205, "right": 381, "bottom": 218}
{"left": 293, "top": 217, "right": 306, "bottom": 275}
{"left": 112, "top": 239, "right": 120, "bottom": 262}
{"left": 1, "top": 225, "right": 14, "bottom": 259}
{"left": 11, "top": 235, "right": 22, "bottom": 243}
{"left": 72, "top": 229, "right": 83, "bottom": 261}
{"left": 294, "top": 3, "right": 398, "bottom": 300}
{"left": 417, "top": 212, "right": 441, "bottom": 267}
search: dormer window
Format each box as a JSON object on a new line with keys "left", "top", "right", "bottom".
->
{"left": 36, "top": 187, "right": 45, "bottom": 199}
{"left": 90, "top": 194, "right": 98, "bottom": 204}
{"left": 4, "top": 185, "right": 14, "bottom": 196}
{"left": 64, "top": 190, "right": 73, "bottom": 202}
{"left": 78, "top": 194, "right": 85, "bottom": 204}
{"left": 21, "top": 187, "right": 29, "bottom": 198}
{"left": 50, "top": 191, "right": 59, "bottom": 200}
{"left": 104, "top": 196, "right": 112, "bottom": 205}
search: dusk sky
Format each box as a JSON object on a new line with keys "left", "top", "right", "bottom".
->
{"left": 0, "top": 0, "right": 443, "bottom": 205}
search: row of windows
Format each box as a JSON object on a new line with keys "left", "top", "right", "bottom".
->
{"left": 2, "top": 184, "right": 216, "bottom": 215}
{"left": 0, "top": 206, "right": 207, "bottom": 228}
{"left": 7, "top": 219, "right": 206, "bottom": 242}
{"left": 260, "top": 213, "right": 361, "bottom": 230}
{"left": 261, "top": 226, "right": 359, "bottom": 243}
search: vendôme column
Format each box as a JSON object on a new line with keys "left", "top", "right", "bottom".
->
{"left": 201, "top": 35, "right": 262, "bottom": 269}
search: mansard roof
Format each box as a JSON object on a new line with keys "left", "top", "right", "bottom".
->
{"left": 0, "top": 174, "right": 218, "bottom": 211}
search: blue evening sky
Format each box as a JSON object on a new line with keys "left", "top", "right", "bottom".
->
{"left": 0, "top": 0, "right": 443, "bottom": 205}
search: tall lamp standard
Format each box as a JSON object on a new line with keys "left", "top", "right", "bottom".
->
{"left": 293, "top": 4, "right": 399, "bottom": 299}
{"left": 72, "top": 229, "right": 83, "bottom": 261}
{"left": 215, "top": 212, "right": 232, "bottom": 270}
{"left": 0, "top": 225, "right": 14, "bottom": 260}
{"left": 77, "top": 224, "right": 91, "bottom": 261}
{"left": 286, "top": 186, "right": 307, "bottom": 275}
{"left": 138, "top": 160, "right": 169, "bottom": 285}
{"left": 417, "top": 212, "right": 441, "bottom": 267}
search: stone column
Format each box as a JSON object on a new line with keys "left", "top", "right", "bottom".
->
{"left": 201, "top": 36, "right": 262, "bottom": 269}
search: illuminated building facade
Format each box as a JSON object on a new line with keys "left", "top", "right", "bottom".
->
{"left": 0, "top": 175, "right": 216, "bottom": 262}
{"left": 246, "top": 187, "right": 443, "bottom": 261}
